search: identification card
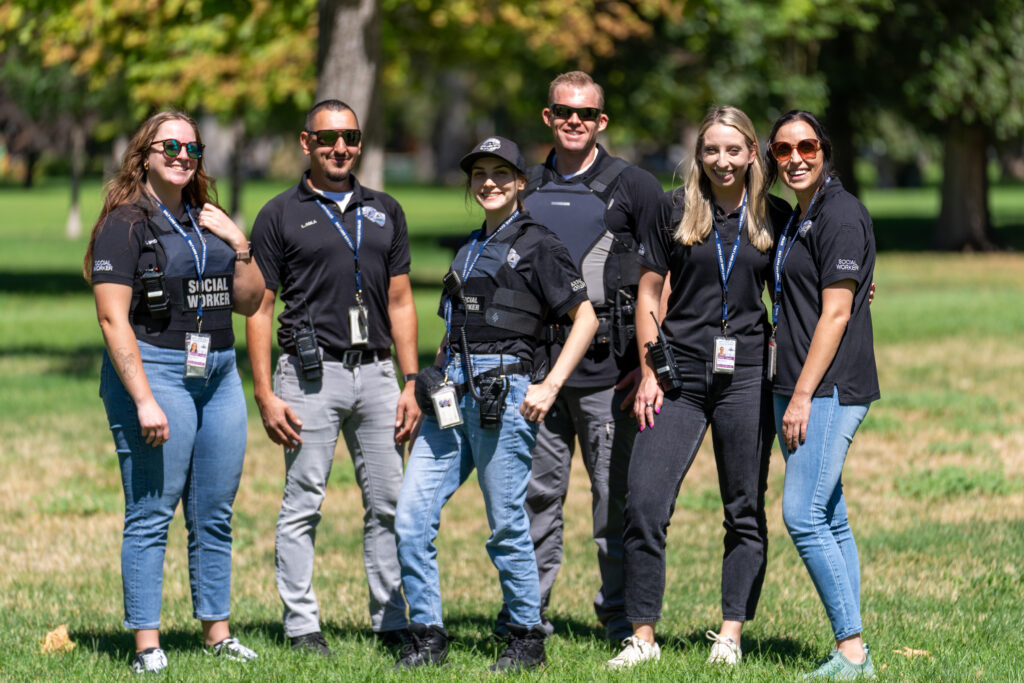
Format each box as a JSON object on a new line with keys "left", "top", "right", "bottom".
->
{"left": 713, "top": 336, "right": 737, "bottom": 374}
{"left": 430, "top": 384, "right": 463, "bottom": 429}
{"left": 184, "top": 332, "right": 211, "bottom": 378}
{"left": 349, "top": 305, "right": 369, "bottom": 345}
{"left": 767, "top": 339, "right": 777, "bottom": 381}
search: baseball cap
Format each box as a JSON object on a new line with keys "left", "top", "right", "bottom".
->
{"left": 459, "top": 136, "right": 527, "bottom": 175}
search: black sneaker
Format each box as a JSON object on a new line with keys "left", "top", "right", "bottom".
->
{"left": 394, "top": 622, "right": 450, "bottom": 670}
{"left": 489, "top": 624, "right": 546, "bottom": 673}
{"left": 375, "top": 628, "right": 410, "bottom": 650}
{"left": 290, "top": 631, "right": 333, "bottom": 657}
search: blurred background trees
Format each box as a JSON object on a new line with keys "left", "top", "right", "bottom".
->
{"left": 2, "top": 0, "right": 1022, "bottom": 249}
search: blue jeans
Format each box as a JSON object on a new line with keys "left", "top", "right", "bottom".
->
{"left": 396, "top": 354, "right": 540, "bottom": 628}
{"left": 100, "top": 341, "right": 247, "bottom": 629}
{"left": 774, "top": 387, "right": 869, "bottom": 641}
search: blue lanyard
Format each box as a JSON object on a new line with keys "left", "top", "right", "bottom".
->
{"left": 442, "top": 209, "right": 521, "bottom": 362}
{"left": 316, "top": 199, "right": 364, "bottom": 297}
{"left": 772, "top": 178, "right": 830, "bottom": 331}
{"left": 154, "top": 198, "right": 206, "bottom": 322}
{"left": 711, "top": 196, "right": 746, "bottom": 333}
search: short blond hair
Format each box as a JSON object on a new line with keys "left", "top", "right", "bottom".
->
{"left": 547, "top": 71, "right": 605, "bottom": 109}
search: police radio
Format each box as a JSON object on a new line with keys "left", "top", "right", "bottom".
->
{"left": 645, "top": 312, "right": 681, "bottom": 393}
{"left": 139, "top": 267, "right": 170, "bottom": 318}
{"left": 291, "top": 300, "right": 323, "bottom": 381}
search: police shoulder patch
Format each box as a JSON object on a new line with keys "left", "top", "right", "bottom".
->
{"left": 361, "top": 206, "right": 387, "bottom": 227}
{"left": 506, "top": 247, "right": 521, "bottom": 268}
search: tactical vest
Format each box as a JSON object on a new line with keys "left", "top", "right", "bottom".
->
{"left": 524, "top": 158, "right": 640, "bottom": 354}
{"left": 447, "top": 219, "right": 546, "bottom": 344}
{"left": 134, "top": 212, "right": 236, "bottom": 338}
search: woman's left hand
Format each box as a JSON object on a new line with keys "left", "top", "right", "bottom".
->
{"left": 521, "top": 380, "right": 559, "bottom": 423}
{"left": 198, "top": 203, "right": 247, "bottom": 252}
{"left": 781, "top": 394, "right": 812, "bottom": 452}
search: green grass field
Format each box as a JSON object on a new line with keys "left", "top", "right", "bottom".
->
{"left": 1, "top": 178, "right": 1022, "bottom": 681}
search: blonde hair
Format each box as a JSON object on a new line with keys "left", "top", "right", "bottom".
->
{"left": 675, "top": 106, "right": 772, "bottom": 253}
{"left": 547, "top": 71, "right": 604, "bottom": 109}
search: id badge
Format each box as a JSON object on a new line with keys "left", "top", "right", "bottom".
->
{"left": 767, "top": 339, "right": 777, "bottom": 381}
{"left": 185, "top": 332, "right": 211, "bottom": 378}
{"left": 712, "top": 336, "right": 737, "bottom": 374}
{"left": 349, "top": 305, "right": 369, "bottom": 345}
{"left": 430, "top": 384, "right": 463, "bottom": 429}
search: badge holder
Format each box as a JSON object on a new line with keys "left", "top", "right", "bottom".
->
{"left": 350, "top": 291, "right": 370, "bottom": 346}
{"left": 185, "top": 320, "right": 211, "bottom": 378}
{"left": 430, "top": 367, "right": 463, "bottom": 429}
{"left": 767, "top": 336, "right": 777, "bottom": 381}
{"left": 712, "top": 334, "right": 736, "bottom": 374}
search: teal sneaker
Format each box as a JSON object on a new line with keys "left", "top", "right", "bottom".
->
{"left": 803, "top": 644, "right": 876, "bottom": 680}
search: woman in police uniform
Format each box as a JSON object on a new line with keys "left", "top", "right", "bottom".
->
{"left": 84, "top": 111, "right": 264, "bottom": 674}
{"left": 765, "top": 110, "right": 879, "bottom": 680}
{"left": 394, "top": 137, "right": 597, "bottom": 673}
{"left": 609, "top": 106, "right": 790, "bottom": 670}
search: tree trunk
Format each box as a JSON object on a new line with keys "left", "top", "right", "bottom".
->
{"left": 229, "top": 119, "right": 246, "bottom": 228}
{"left": 431, "top": 70, "right": 473, "bottom": 185}
{"left": 317, "top": 0, "right": 384, "bottom": 189}
{"left": 934, "top": 121, "right": 997, "bottom": 250}
{"left": 823, "top": 27, "right": 859, "bottom": 197}
{"left": 22, "top": 150, "right": 38, "bottom": 188}
{"left": 66, "top": 121, "right": 85, "bottom": 239}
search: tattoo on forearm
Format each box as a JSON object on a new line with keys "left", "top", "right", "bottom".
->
{"left": 114, "top": 347, "right": 138, "bottom": 381}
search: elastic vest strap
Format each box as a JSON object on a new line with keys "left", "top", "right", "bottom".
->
{"left": 526, "top": 157, "right": 630, "bottom": 195}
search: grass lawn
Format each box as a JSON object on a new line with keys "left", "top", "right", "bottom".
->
{"left": 0, "top": 178, "right": 1022, "bottom": 680}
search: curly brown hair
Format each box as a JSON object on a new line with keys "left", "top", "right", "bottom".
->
{"left": 83, "top": 111, "right": 218, "bottom": 282}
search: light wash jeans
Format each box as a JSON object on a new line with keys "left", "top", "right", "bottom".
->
{"left": 774, "top": 386, "right": 869, "bottom": 641}
{"left": 273, "top": 354, "right": 407, "bottom": 637}
{"left": 396, "top": 354, "right": 540, "bottom": 628}
{"left": 100, "top": 341, "right": 247, "bottom": 629}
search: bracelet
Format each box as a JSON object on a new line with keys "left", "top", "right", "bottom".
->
{"left": 403, "top": 373, "right": 418, "bottom": 382}
{"left": 235, "top": 242, "right": 253, "bottom": 263}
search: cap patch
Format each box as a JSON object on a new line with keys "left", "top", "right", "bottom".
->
{"left": 480, "top": 137, "right": 502, "bottom": 152}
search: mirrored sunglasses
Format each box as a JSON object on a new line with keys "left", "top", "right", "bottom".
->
{"left": 152, "top": 138, "right": 204, "bottom": 159}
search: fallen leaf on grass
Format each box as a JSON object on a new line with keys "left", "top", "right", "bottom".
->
{"left": 892, "top": 646, "right": 930, "bottom": 658}
{"left": 41, "top": 625, "right": 76, "bottom": 654}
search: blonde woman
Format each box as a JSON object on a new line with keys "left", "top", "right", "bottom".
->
{"left": 608, "top": 106, "right": 790, "bottom": 669}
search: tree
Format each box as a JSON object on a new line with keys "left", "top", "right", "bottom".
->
{"left": 318, "top": 0, "right": 384, "bottom": 189}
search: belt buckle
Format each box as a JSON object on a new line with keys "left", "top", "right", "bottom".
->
{"left": 342, "top": 349, "right": 363, "bottom": 368}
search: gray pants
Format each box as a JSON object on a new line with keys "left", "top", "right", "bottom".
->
{"left": 274, "top": 355, "right": 407, "bottom": 637}
{"left": 523, "top": 383, "right": 636, "bottom": 639}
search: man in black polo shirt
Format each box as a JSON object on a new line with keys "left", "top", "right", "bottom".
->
{"left": 497, "top": 71, "right": 664, "bottom": 641}
{"left": 246, "top": 99, "right": 419, "bottom": 655}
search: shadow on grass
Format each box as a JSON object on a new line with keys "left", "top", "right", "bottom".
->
{"left": 662, "top": 628, "right": 818, "bottom": 664}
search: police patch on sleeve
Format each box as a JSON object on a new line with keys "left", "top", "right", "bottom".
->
{"left": 506, "top": 247, "right": 521, "bottom": 268}
{"left": 638, "top": 243, "right": 646, "bottom": 257}
{"left": 361, "top": 206, "right": 387, "bottom": 227}
{"left": 570, "top": 278, "right": 586, "bottom": 292}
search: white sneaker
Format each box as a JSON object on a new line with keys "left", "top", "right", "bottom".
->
{"left": 706, "top": 630, "right": 741, "bottom": 664}
{"left": 206, "top": 636, "right": 258, "bottom": 662}
{"left": 132, "top": 647, "right": 168, "bottom": 674}
{"left": 605, "top": 635, "right": 661, "bottom": 670}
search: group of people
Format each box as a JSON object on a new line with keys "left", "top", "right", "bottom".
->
{"left": 85, "top": 70, "right": 878, "bottom": 680}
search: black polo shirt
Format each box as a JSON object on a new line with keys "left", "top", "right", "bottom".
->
{"left": 527, "top": 145, "right": 664, "bottom": 387}
{"left": 773, "top": 179, "right": 880, "bottom": 404}
{"left": 440, "top": 215, "right": 588, "bottom": 361}
{"left": 640, "top": 189, "right": 792, "bottom": 365}
{"left": 250, "top": 172, "right": 411, "bottom": 355}
{"left": 91, "top": 202, "right": 238, "bottom": 350}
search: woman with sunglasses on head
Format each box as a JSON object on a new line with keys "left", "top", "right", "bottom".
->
{"left": 394, "top": 136, "right": 597, "bottom": 673}
{"left": 764, "top": 110, "right": 879, "bottom": 680}
{"left": 608, "top": 106, "right": 791, "bottom": 670}
{"left": 84, "top": 111, "right": 264, "bottom": 674}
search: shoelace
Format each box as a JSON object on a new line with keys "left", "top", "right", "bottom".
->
{"left": 399, "top": 631, "right": 423, "bottom": 659}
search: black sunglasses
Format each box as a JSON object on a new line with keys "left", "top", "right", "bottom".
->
{"left": 549, "top": 103, "right": 603, "bottom": 122}
{"left": 306, "top": 129, "right": 362, "bottom": 147}
{"left": 152, "top": 139, "right": 204, "bottom": 159}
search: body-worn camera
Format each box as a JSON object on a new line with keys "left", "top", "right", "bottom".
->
{"left": 476, "top": 375, "right": 510, "bottom": 430}
{"left": 140, "top": 267, "right": 170, "bottom": 318}
{"left": 291, "top": 324, "right": 322, "bottom": 381}
{"left": 646, "top": 312, "right": 682, "bottom": 393}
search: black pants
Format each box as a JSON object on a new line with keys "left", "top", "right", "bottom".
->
{"left": 623, "top": 362, "right": 773, "bottom": 624}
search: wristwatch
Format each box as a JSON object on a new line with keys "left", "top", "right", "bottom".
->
{"left": 403, "top": 373, "right": 418, "bottom": 383}
{"left": 236, "top": 242, "right": 253, "bottom": 263}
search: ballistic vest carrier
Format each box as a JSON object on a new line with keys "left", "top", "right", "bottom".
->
{"left": 447, "top": 220, "right": 546, "bottom": 343}
{"left": 524, "top": 158, "right": 640, "bottom": 355}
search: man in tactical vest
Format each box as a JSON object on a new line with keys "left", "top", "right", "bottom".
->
{"left": 497, "top": 72, "right": 664, "bottom": 641}
{"left": 246, "top": 99, "right": 419, "bottom": 656}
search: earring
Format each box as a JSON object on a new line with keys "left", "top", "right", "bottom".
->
{"left": 144, "top": 160, "right": 149, "bottom": 171}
